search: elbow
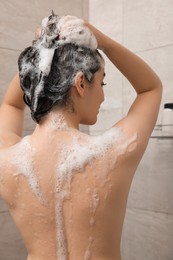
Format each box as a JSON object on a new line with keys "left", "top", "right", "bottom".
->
{"left": 152, "top": 74, "right": 163, "bottom": 97}
{"left": 153, "top": 77, "right": 163, "bottom": 106}
{"left": 157, "top": 78, "right": 163, "bottom": 98}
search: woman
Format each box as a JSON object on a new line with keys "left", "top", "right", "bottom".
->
{"left": 0, "top": 13, "right": 162, "bottom": 260}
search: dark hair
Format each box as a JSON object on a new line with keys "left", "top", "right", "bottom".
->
{"left": 18, "top": 43, "right": 102, "bottom": 123}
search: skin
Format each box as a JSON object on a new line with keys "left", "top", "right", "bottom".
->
{"left": 0, "top": 74, "right": 25, "bottom": 148}
{"left": 0, "top": 19, "right": 162, "bottom": 260}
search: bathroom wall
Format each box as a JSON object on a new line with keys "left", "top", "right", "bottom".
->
{"left": 89, "top": 0, "right": 173, "bottom": 259}
{"left": 0, "top": 1, "right": 88, "bottom": 259}
{"left": 0, "top": 1, "right": 173, "bottom": 259}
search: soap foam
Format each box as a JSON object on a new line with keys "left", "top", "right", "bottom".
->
{"left": 92, "top": 189, "right": 100, "bottom": 213}
{"left": 48, "top": 112, "right": 68, "bottom": 131}
{"left": 39, "top": 47, "right": 55, "bottom": 75}
{"left": 0, "top": 138, "right": 4, "bottom": 149}
{"left": 84, "top": 236, "right": 93, "bottom": 260}
{"left": 34, "top": 13, "right": 97, "bottom": 82}
{"left": 57, "top": 127, "right": 123, "bottom": 184}
{"left": 52, "top": 122, "right": 137, "bottom": 259}
{"left": 55, "top": 198, "right": 68, "bottom": 260}
{"left": 40, "top": 14, "right": 97, "bottom": 50}
{"left": 89, "top": 189, "right": 100, "bottom": 228}
{"left": 57, "top": 16, "right": 97, "bottom": 49}
{"left": 11, "top": 137, "right": 46, "bottom": 204}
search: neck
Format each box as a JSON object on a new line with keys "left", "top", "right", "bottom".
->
{"left": 33, "top": 108, "right": 80, "bottom": 136}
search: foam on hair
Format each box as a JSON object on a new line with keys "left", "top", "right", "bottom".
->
{"left": 18, "top": 12, "right": 102, "bottom": 123}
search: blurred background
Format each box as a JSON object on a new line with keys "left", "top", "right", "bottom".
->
{"left": 0, "top": 0, "right": 173, "bottom": 259}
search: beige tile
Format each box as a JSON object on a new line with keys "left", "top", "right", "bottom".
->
{"left": 0, "top": 0, "right": 39, "bottom": 19}
{"left": 23, "top": 107, "right": 36, "bottom": 133}
{"left": 123, "top": 0, "right": 173, "bottom": 51}
{"left": 122, "top": 208, "right": 173, "bottom": 260}
{"left": 89, "top": 54, "right": 123, "bottom": 134}
{"left": 139, "top": 46, "right": 173, "bottom": 128}
{"left": 79, "top": 124, "right": 89, "bottom": 134}
{"left": 0, "top": 197, "right": 8, "bottom": 212}
{"left": 0, "top": 211, "right": 27, "bottom": 260}
{"left": 0, "top": 0, "right": 87, "bottom": 51}
{"left": 89, "top": 106, "right": 122, "bottom": 135}
{"left": 35, "top": 0, "right": 87, "bottom": 18}
{"left": 127, "top": 138, "right": 173, "bottom": 214}
{"left": 0, "top": 0, "right": 86, "bottom": 20}
{"left": 0, "top": 49, "right": 19, "bottom": 103}
{"left": 89, "top": 0, "right": 123, "bottom": 42}
{"left": 0, "top": 15, "right": 40, "bottom": 51}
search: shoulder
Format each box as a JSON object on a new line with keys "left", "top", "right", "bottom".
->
{"left": 112, "top": 121, "right": 149, "bottom": 168}
{"left": 77, "top": 128, "right": 140, "bottom": 181}
{"left": 0, "top": 137, "right": 27, "bottom": 198}
{"left": 0, "top": 136, "right": 29, "bottom": 177}
{"left": 78, "top": 127, "right": 138, "bottom": 162}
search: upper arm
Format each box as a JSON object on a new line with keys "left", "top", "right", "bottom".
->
{"left": 115, "top": 82, "right": 162, "bottom": 152}
{"left": 0, "top": 74, "right": 25, "bottom": 146}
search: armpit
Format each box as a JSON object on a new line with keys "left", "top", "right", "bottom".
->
{"left": 0, "top": 131, "right": 21, "bottom": 149}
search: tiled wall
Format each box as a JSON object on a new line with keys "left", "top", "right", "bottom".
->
{"left": 89, "top": 0, "right": 124, "bottom": 134}
{"left": 122, "top": 139, "right": 173, "bottom": 260}
{"left": 0, "top": 0, "right": 173, "bottom": 259}
{"left": 89, "top": 0, "right": 173, "bottom": 259}
{"left": 0, "top": 1, "right": 88, "bottom": 259}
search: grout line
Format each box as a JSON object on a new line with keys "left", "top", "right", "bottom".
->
{"left": 0, "top": 210, "right": 9, "bottom": 214}
{"left": 135, "top": 42, "right": 173, "bottom": 54}
{"left": 0, "top": 47, "right": 21, "bottom": 52}
{"left": 82, "top": 0, "right": 89, "bottom": 20}
{"left": 127, "top": 206, "right": 173, "bottom": 216}
{"left": 150, "top": 136, "right": 173, "bottom": 139}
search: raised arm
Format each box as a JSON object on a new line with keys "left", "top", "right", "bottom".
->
{"left": 86, "top": 22, "right": 162, "bottom": 147}
{"left": 0, "top": 73, "right": 25, "bottom": 148}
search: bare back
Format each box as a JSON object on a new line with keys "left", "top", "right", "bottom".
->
{"left": 0, "top": 114, "right": 140, "bottom": 260}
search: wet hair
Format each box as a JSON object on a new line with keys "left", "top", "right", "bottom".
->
{"left": 18, "top": 43, "right": 102, "bottom": 123}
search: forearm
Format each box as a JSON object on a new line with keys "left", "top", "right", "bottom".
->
{"left": 102, "top": 36, "right": 161, "bottom": 93}
{"left": 0, "top": 73, "right": 25, "bottom": 137}
{"left": 0, "top": 104, "right": 24, "bottom": 136}
{"left": 86, "top": 23, "right": 162, "bottom": 94}
{"left": 2, "top": 74, "right": 25, "bottom": 110}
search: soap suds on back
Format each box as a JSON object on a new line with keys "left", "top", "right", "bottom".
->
{"left": 0, "top": 110, "right": 137, "bottom": 260}
{"left": 84, "top": 236, "right": 94, "bottom": 260}
{"left": 48, "top": 113, "right": 137, "bottom": 260}
{"left": 11, "top": 137, "right": 46, "bottom": 204}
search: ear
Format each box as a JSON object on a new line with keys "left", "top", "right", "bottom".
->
{"left": 74, "top": 71, "right": 86, "bottom": 97}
